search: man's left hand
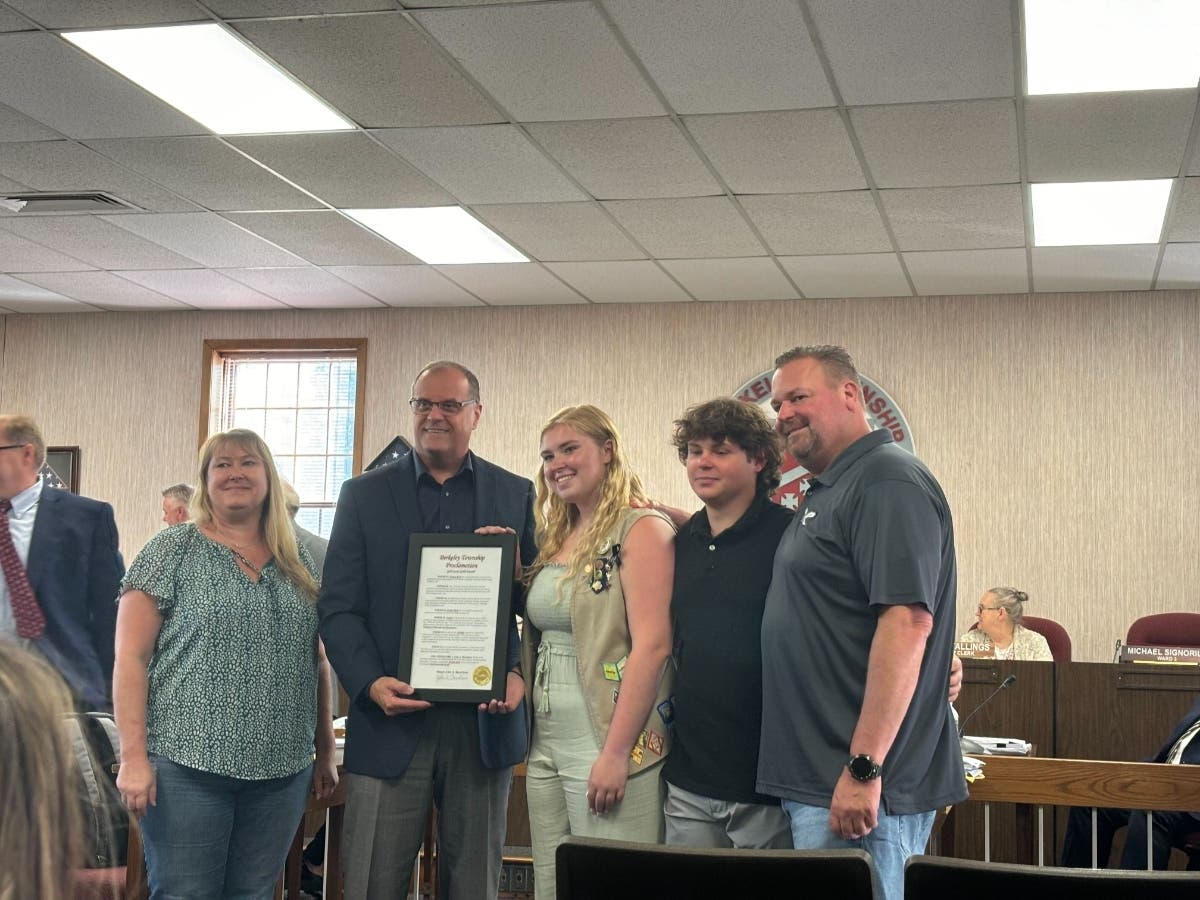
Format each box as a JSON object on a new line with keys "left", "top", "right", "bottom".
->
{"left": 948, "top": 654, "right": 963, "bottom": 704}
{"left": 828, "top": 768, "right": 881, "bottom": 840}
{"left": 479, "top": 670, "right": 524, "bottom": 715}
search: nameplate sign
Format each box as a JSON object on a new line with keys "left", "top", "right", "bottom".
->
{"left": 955, "top": 641, "right": 994, "bottom": 659}
{"left": 1120, "top": 645, "right": 1200, "bottom": 665}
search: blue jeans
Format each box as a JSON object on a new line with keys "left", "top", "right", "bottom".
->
{"left": 140, "top": 756, "right": 312, "bottom": 899}
{"left": 783, "top": 800, "right": 935, "bottom": 900}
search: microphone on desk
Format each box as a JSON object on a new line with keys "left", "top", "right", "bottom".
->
{"left": 957, "top": 674, "right": 1017, "bottom": 739}
{"left": 1112, "top": 638, "right": 1123, "bottom": 663}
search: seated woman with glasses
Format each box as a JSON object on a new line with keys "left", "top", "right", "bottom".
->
{"left": 958, "top": 587, "right": 1052, "bottom": 661}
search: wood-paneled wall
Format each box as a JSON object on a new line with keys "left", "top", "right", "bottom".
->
{"left": 2, "top": 289, "right": 1196, "bottom": 662}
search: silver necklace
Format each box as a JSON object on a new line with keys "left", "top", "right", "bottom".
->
{"left": 213, "top": 523, "right": 262, "bottom": 574}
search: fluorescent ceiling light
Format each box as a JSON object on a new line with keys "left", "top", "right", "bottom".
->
{"left": 1032, "top": 180, "right": 1171, "bottom": 246}
{"left": 64, "top": 23, "right": 352, "bottom": 134}
{"left": 1025, "top": 0, "right": 1200, "bottom": 94}
{"left": 344, "top": 207, "right": 528, "bottom": 265}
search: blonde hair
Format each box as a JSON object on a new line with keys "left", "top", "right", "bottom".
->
{"left": 0, "top": 643, "right": 82, "bottom": 900}
{"left": 193, "top": 429, "right": 318, "bottom": 602}
{"left": 528, "top": 405, "right": 647, "bottom": 584}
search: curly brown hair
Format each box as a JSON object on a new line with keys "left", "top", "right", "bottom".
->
{"left": 671, "top": 397, "right": 782, "bottom": 496}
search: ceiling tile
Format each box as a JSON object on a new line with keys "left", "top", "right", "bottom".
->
{"left": 1167, "top": 178, "right": 1200, "bottom": 242}
{"left": 219, "top": 267, "right": 385, "bottom": 309}
{"left": 210, "top": 1, "right": 395, "bottom": 15}
{"left": 4, "top": 1, "right": 203, "bottom": 27}
{"left": 103, "top": 212, "right": 306, "bottom": 267}
{"left": 660, "top": 257, "right": 798, "bottom": 301}
{"left": 0, "top": 102, "right": 62, "bottom": 143}
{"left": 808, "top": 0, "right": 1013, "bottom": 104}
{"left": 0, "top": 33, "right": 201, "bottom": 139}
{"left": 1025, "top": 90, "right": 1196, "bottom": 182}
{"left": 0, "top": 141, "right": 201, "bottom": 212}
{"left": 434, "top": 263, "right": 586, "bottom": 305}
{"left": 880, "top": 185, "right": 1025, "bottom": 251}
{"left": 779, "top": 253, "right": 911, "bottom": 299}
{"left": 0, "top": 215, "right": 199, "bottom": 269}
{"left": 546, "top": 260, "right": 690, "bottom": 303}
{"left": 0, "top": 273, "right": 77, "bottom": 308}
{"left": 415, "top": 3, "right": 665, "bottom": 121}
{"left": 402, "top": 0, "right": 544, "bottom": 6}
{"left": 0, "top": 8, "right": 33, "bottom": 31}
{"left": 15, "top": 270, "right": 187, "bottom": 309}
{"left": 604, "top": 0, "right": 833, "bottom": 114}
{"left": 526, "top": 119, "right": 720, "bottom": 199}
{"left": 851, "top": 99, "right": 1019, "bottom": 188}
{"left": 228, "top": 133, "right": 453, "bottom": 208}
{"left": 1031, "top": 245, "right": 1159, "bottom": 292}
{"left": 603, "top": 197, "right": 765, "bottom": 258}
{"left": 0, "top": 174, "right": 29, "bottom": 194}
{"left": 233, "top": 14, "right": 502, "bottom": 128}
{"left": 685, "top": 110, "right": 864, "bottom": 194}
{"left": 0, "top": 229, "right": 94, "bottom": 272}
{"left": 373, "top": 125, "right": 585, "bottom": 204}
{"left": 114, "top": 268, "right": 287, "bottom": 309}
{"left": 86, "top": 136, "right": 321, "bottom": 212}
{"left": 471, "top": 201, "right": 645, "bottom": 261}
{"left": 224, "top": 211, "right": 418, "bottom": 266}
{"left": 1158, "top": 243, "right": 1200, "bottom": 289}
{"left": 740, "top": 192, "right": 890, "bottom": 255}
{"left": 904, "top": 248, "right": 1029, "bottom": 296}
{"left": 327, "top": 265, "right": 483, "bottom": 307}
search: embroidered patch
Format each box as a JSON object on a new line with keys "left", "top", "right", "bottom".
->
{"left": 616, "top": 654, "right": 628, "bottom": 677}
{"left": 636, "top": 730, "right": 647, "bottom": 749}
{"left": 647, "top": 731, "right": 664, "bottom": 756}
{"left": 630, "top": 745, "right": 644, "bottom": 764}
{"left": 602, "top": 661, "right": 621, "bottom": 682}
{"left": 611, "top": 687, "right": 620, "bottom": 704}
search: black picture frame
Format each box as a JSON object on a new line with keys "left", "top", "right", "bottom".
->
{"left": 366, "top": 435, "right": 412, "bottom": 472}
{"left": 43, "top": 446, "right": 80, "bottom": 493}
{"left": 398, "top": 532, "right": 516, "bottom": 703}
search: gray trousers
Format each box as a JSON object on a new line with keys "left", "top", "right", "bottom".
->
{"left": 342, "top": 705, "right": 512, "bottom": 900}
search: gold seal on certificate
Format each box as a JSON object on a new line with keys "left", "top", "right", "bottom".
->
{"left": 397, "top": 533, "right": 517, "bottom": 703}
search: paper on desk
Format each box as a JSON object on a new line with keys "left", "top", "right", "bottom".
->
{"left": 963, "top": 736, "right": 1030, "bottom": 756}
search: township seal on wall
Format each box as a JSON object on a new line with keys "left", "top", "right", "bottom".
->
{"left": 734, "top": 369, "right": 915, "bottom": 510}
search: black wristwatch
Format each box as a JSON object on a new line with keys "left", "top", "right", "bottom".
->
{"left": 847, "top": 753, "right": 881, "bottom": 782}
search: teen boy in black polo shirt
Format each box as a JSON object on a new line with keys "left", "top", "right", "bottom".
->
{"left": 661, "top": 398, "right": 794, "bottom": 848}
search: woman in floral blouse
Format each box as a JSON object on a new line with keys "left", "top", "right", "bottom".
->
{"left": 114, "top": 428, "right": 336, "bottom": 898}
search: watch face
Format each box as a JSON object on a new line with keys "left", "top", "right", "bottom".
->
{"left": 849, "top": 755, "right": 878, "bottom": 780}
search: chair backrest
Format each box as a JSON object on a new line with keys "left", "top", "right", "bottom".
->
{"left": 1126, "top": 612, "right": 1200, "bottom": 647}
{"left": 906, "top": 855, "right": 1200, "bottom": 900}
{"left": 1021, "top": 616, "right": 1072, "bottom": 662}
{"left": 556, "top": 837, "right": 876, "bottom": 900}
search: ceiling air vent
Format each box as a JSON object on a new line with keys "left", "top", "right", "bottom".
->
{"left": 0, "top": 191, "right": 141, "bottom": 214}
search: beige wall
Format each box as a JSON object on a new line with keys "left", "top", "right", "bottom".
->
{"left": 1, "top": 289, "right": 1196, "bottom": 662}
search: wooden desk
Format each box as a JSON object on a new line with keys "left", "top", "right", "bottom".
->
{"left": 945, "top": 660, "right": 1200, "bottom": 867}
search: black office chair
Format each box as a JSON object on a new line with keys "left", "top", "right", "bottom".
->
{"left": 555, "top": 837, "right": 876, "bottom": 899}
{"left": 906, "top": 855, "right": 1200, "bottom": 899}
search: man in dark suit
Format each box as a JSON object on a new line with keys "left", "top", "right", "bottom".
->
{"left": 1061, "top": 695, "right": 1200, "bottom": 869}
{"left": 319, "top": 361, "right": 537, "bottom": 900}
{"left": 0, "top": 414, "right": 123, "bottom": 711}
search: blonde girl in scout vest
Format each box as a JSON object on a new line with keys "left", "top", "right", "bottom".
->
{"left": 520, "top": 405, "right": 675, "bottom": 900}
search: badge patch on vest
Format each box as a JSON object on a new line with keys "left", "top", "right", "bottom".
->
{"left": 657, "top": 698, "right": 675, "bottom": 725}
{"left": 647, "top": 731, "right": 664, "bottom": 756}
{"left": 630, "top": 745, "right": 644, "bottom": 764}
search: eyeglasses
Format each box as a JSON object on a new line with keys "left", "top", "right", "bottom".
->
{"left": 976, "top": 604, "right": 1003, "bottom": 614}
{"left": 409, "top": 398, "right": 478, "bottom": 415}
{"left": 0, "top": 443, "right": 28, "bottom": 452}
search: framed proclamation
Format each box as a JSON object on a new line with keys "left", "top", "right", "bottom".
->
{"left": 398, "top": 532, "right": 517, "bottom": 703}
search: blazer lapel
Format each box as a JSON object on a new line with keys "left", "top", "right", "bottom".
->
{"left": 384, "top": 454, "right": 423, "bottom": 536}
{"left": 25, "top": 484, "right": 60, "bottom": 585}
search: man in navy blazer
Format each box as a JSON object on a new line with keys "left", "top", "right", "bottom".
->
{"left": 0, "top": 415, "right": 123, "bottom": 711}
{"left": 1061, "top": 694, "right": 1200, "bottom": 869}
{"left": 320, "top": 362, "right": 537, "bottom": 900}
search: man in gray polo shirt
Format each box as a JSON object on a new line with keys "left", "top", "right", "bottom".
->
{"left": 757, "top": 345, "right": 965, "bottom": 900}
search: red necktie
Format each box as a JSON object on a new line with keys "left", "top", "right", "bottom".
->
{"left": 0, "top": 498, "right": 46, "bottom": 639}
